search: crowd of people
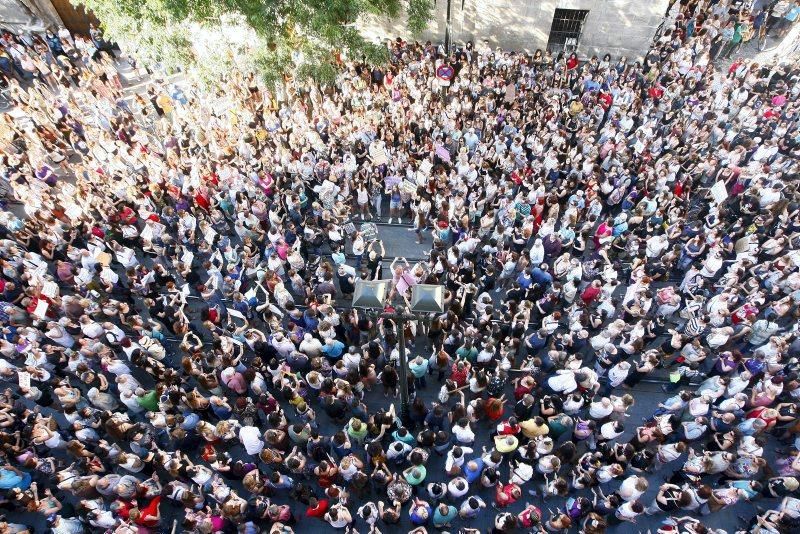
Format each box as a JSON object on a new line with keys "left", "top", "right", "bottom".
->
{"left": 0, "top": 0, "right": 799, "bottom": 532}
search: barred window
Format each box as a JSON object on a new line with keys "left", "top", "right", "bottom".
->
{"left": 547, "top": 8, "right": 590, "bottom": 54}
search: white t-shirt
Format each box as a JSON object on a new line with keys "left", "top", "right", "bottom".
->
{"left": 453, "top": 424, "right": 475, "bottom": 443}
{"left": 239, "top": 426, "right": 264, "bottom": 455}
{"left": 547, "top": 371, "right": 577, "bottom": 393}
{"left": 600, "top": 422, "right": 623, "bottom": 440}
{"left": 589, "top": 401, "right": 614, "bottom": 420}
{"left": 448, "top": 477, "right": 470, "bottom": 498}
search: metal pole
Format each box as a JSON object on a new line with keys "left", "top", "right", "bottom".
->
{"left": 444, "top": 0, "right": 453, "bottom": 56}
{"left": 396, "top": 310, "right": 411, "bottom": 425}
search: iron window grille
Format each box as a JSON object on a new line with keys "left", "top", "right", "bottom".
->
{"left": 546, "top": 8, "right": 590, "bottom": 54}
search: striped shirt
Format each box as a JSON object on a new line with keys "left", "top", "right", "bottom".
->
{"left": 684, "top": 317, "right": 706, "bottom": 337}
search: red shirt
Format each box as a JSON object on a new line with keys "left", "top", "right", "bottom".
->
{"left": 114, "top": 499, "right": 134, "bottom": 520}
{"left": 135, "top": 496, "right": 161, "bottom": 527}
{"left": 486, "top": 398, "right": 505, "bottom": 421}
{"left": 581, "top": 285, "right": 601, "bottom": 305}
{"left": 513, "top": 384, "right": 531, "bottom": 401}
{"left": 496, "top": 421, "right": 521, "bottom": 436}
{"left": 200, "top": 444, "right": 216, "bottom": 463}
{"left": 518, "top": 506, "right": 542, "bottom": 527}
{"left": 495, "top": 483, "right": 520, "bottom": 506}
{"left": 194, "top": 192, "right": 211, "bottom": 211}
{"left": 451, "top": 365, "right": 468, "bottom": 387}
{"left": 119, "top": 206, "right": 137, "bottom": 225}
{"left": 648, "top": 86, "right": 664, "bottom": 100}
{"left": 306, "top": 499, "right": 330, "bottom": 518}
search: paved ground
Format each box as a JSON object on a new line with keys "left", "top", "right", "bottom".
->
{"left": 722, "top": 20, "right": 800, "bottom": 69}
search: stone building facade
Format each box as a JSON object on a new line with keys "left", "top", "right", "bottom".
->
{"left": 358, "top": 0, "right": 671, "bottom": 60}
{"left": 0, "top": 0, "right": 62, "bottom": 31}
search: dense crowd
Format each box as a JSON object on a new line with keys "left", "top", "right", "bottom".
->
{"left": 0, "top": 0, "right": 799, "bottom": 532}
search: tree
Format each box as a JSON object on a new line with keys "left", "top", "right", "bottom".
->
{"left": 73, "top": 0, "right": 432, "bottom": 86}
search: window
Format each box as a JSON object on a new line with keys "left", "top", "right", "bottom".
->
{"left": 546, "top": 8, "right": 589, "bottom": 54}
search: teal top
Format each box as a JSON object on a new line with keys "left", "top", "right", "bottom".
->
{"left": 404, "top": 466, "right": 427, "bottom": 485}
{"left": 433, "top": 505, "right": 458, "bottom": 527}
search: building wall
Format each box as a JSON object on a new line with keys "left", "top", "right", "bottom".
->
{"left": 0, "top": 0, "right": 62, "bottom": 31}
{"left": 357, "top": 0, "right": 670, "bottom": 61}
{"left": 48, "top": 0, "right": 99, "bottom": 35}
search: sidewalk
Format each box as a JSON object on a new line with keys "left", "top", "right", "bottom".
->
{"left": 716, "top": 19, "right": 800, "bottom": 71}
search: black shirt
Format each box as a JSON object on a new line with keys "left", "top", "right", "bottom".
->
{"left": 324, "top": 398, "right": 346, "bottom": 419}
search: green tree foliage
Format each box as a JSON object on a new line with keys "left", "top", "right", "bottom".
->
{"left": 73, "top": 0, "right": 432, "bottom": 85}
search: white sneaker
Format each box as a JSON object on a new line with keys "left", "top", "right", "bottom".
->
{"left": 387, "top": 218, "right": 393, "bottom": 224}
{"left": 397, "top": 218, "right": 403, "bottom": 224}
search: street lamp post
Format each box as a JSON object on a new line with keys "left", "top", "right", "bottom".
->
{"left": 444, "top": 0, "right": 453, "bottom": 56}
{"left": 352, "top": 281, "right": 445, "bottom": 425}
{"left": 380, "top": 306, "right": 416, "bottom": 423}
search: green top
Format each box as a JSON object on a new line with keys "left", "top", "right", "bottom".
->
{"left": 456, "top": 346, "right": 478, "bottom": 362}
{"left": 548, "top": 415, "right": 571, "bottom": 437}
{"left": 404, "top": 466, "right": 427, "bottom": 485}
{"left": 136, "top": 390, "right": 159, "bottom": 412}
{"left": 732, "top": 22, "right": 744, "bottom": 44}
{"left": 433, "top": 505, "right": 458, "bottom": 526}
{"left": 346, "top": 419, "right": 368, "bottom": 439}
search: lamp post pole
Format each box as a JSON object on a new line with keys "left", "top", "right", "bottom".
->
{"left": 382, "top": 306, "right": 415, "bottom": 425}
{"left": 444, "top": 0, "right": 453, "bottom": 56}
{"left": 353, "top": 280, "right": 444, "bottom": 427}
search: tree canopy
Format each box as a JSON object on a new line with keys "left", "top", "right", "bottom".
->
{"left": 73, "top": 0, "right": 432, "bottom": 85}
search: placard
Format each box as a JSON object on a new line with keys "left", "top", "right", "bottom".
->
{"left": 419, "top": 160, "right": 433, "bottom": 176}
{"left": 17, "top": 371, "right": 30, "bottom": 389}
{"left": 140, "top": 224, "right": 154, "bottom": 242}
{"left": 710, "top": 181, "right": 728, "bottom": 204}
{"left": 384, "top": 175, "right": 402, "bottom": 188}
{"left": 117, "top": 248, "right": 136, "bottom": 266}
{"left": 65, "top": 204, "right": 83, "bottom": 221}
{"left": 32, "top": 299, "right": 48, "bottom": 319}
{"left": 395, "top": 272, "right": 417, "bottom": 296}
{"left": 151, "top": 222, "right": 166, "bottom": 237}
{"left": 181, "top": 250, "right": 194, "bottom": 266}
{"left": 244, "top": 287, "right": 258, "bottom": 301}
{"left": 401, "top": 180, "right": 418, "bottom": 195}
{"left": 227, "top": 308, "right": 246, "bottom": 320}
{"left": 41, "top": 281, "right": 59, "bottom": 299}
